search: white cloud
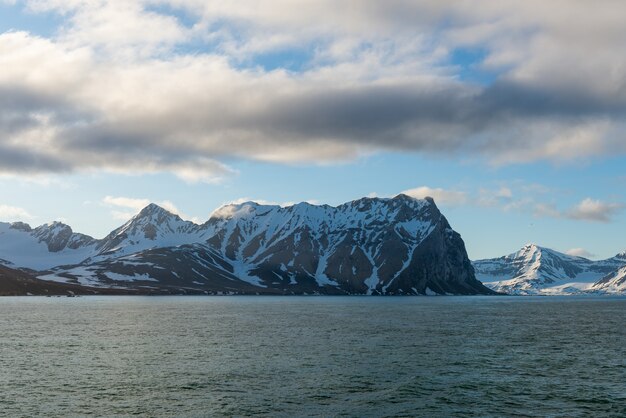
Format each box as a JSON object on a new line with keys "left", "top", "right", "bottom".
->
{"left": 158, "top": 200, "right": 182, "bottom": 215}
{"left": 530, "top": 198, "right": 624, "bottom": 223}
{"left": 565, "top": 248, "right": 596, "bottom": 259}
{"left": 565, "top": 198, "right": 624, "bottom": 223}
{"left": 399, "top": 185, "right": 624, "bottom": 224}
{"left": 28, "top": 0, "right": 190, "bottom": 52}
{"left": 487, "top": 120, "right": 617, "bottom": 166}
{"left": 401, "top": 185, "right": 519, "bottom": 208}
{"left": 475, "top": 187, "right": 515, "bottom": 208}
{"left": 221, "top": 197, "right": 311, "bottom": 208}
{"left": 402, "top": 186, "right": 468, "bottom": 207}
{"left": 0, "top": 204, "right": 33, "bottom": 221}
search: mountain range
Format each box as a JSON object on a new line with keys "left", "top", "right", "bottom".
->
{"left": 0, "top": 195, "right": 493, "bottom": 296}
{"left": 3, "top": 196, "right": 624, "bottom": 296}
{"left": 473, "top": 244, "right": 626, "bottom": 295}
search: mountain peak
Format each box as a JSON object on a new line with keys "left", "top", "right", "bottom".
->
{"left": 137, "top": 203, "right": 174, "bottom": 217}
{"left": 35, "top": 221, "right": 72, "bottom": 234}
{"left": 513, "top": 243, "right": 542, "bottom": 261}
{"left": 475, "top": 243, "right": 626, "bottom": 295}
{"left": 522, "top": 243, "right": 540, "bottom": 249}
{"left": 123, "top": 203, "right": 188, "bottom": 231}
{"left": 10, "top": 221, "right": 32, "bottom": 232}
{"left": 519, "top": 243, "right": 550, "bottom": 255}
{"left": 392, "top": 193, "right": 435, "bottom": 204}
{"left": 49, "top": 221, "right": 71, "bottom": 229}
{"left": 32, "top": 222, "right": 76, "bottom": 253}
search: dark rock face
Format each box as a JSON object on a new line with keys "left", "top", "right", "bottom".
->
{"left": 200, "top": 194, "right": 492, "bottom": 295}
{"left": 10, "top": 222, "right": 32, "bottom": 232}
{"left": 33, "top": 223, "right": 73, "bottom": 252}
{"left": 32, "top": 222, "right": 97, "bottom": 253}
{"left": 42, "top": 195, "right": 494, "bottom": 295}
{"left": 383, "top": 218, "right": 490, "bottom": 295}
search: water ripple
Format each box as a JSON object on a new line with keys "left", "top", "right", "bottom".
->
{"left": 0, "top": 295, "right": 624, "bottom": 417}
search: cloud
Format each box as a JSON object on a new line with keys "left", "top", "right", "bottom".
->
{"left": 402, "top": 185, "right": 519, "bottom": 208}
{"left": 109, "top": 210, "right": 137, "bottom": 221}
{"left": 1, "top": 2, "right": 626, "bottom": 180}
{"left": 565, "top": 248, "right": 596, "bottom": 259}
{"left": 0, "top": 204, "right": 33, "bottom": 221}
{"left": 531, "top": 198, "right": 624, "bottom": 223}
{"left": 565, "top": 198, "right": 624, "bottom": 223}
{"left": 220, "top": 197, "right": 311, "bottom": 208}
{"left": 400, "top": 184, "right": 624, "bottom": 224}
{"left": 402, "top": 186, "right": 468, "bottom": 207}
{"left": 532, "top": 203, "right": 562, "bottom": 219}
{"left": 495, "top": 187, "right": 513, "bottom": 198}
{"left": 475, "top": 187, "right": 515, "bottom": 208}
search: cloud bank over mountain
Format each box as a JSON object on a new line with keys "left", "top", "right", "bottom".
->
{"left": 2, "top": 1, "right": 626, "bottom": 181}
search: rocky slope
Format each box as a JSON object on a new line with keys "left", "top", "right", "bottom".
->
{"left": 591, "top": 266, "right": 626, "bottom": 293}
{"left": 473, "top": 244, "right": 626, "bottom": 295}
{"left": 0, "top": 264, "right": 101, "bottom": 296}
{"left": 1, "top": 195, "right": 493, "bottom": 295}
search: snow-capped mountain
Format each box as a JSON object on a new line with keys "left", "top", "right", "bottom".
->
{"left": 0, "top": 195, "right": 494, "bottom": 295}
{"left": 591, "top": 266, "right": 626, "bottom": 293}
{"left": 473, "top": 244, "right": 626, "bottom": 295}
{"left": 194, "top": 195, "right": 490, "bottom": 294}
{"left": 91, "top": 203, "right": 203, "bottom": 260}
{"left": 0, "top": 221, "right": 97, "bottom": 270}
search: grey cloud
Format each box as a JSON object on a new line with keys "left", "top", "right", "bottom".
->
{"left": 245, "top": 83, "right": 483, "bottom": 147}
{"left": 2, "top": 1, "right": 626, "bottom": 178}
{"left": 0, "top": 144, "right": 69, "bottom": 174}
{"left": 2, "top": 74, "right": 626, "bottom": 177}
{"left": 480, "top": 81, "right": 626, "bottom": 119}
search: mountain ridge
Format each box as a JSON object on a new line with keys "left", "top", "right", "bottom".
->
{"left": 473, "top": 243, "right": 626, "bottom": 295}
{"left": 0, "top": 195, "right": 494, "bottom": 295}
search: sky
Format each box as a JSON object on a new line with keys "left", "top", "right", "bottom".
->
{"left": 0, "top": 0, "right": 625, "bottom": 260}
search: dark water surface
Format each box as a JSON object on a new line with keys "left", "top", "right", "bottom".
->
{"left": 1, "top": 296, "right": 625, "bottom": 417}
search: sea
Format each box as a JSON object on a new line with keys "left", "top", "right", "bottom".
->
{"left": 0, "top": 296, "right": 625, "bottom": 417}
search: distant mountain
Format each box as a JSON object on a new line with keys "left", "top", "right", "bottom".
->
{"left": 1, "top": 195, "right": 494, "bottom": 295}
{"left": 591, "top": 266, "right": 626, "bottom": 293}
{"left": 0, "top": 221, "right": 98, "bottom": 270}
{"left": 473, "top": 244, "right": 626, "bottom": 295}
{"left": 91, "top": 203, "right": 203, "bottom": 260}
